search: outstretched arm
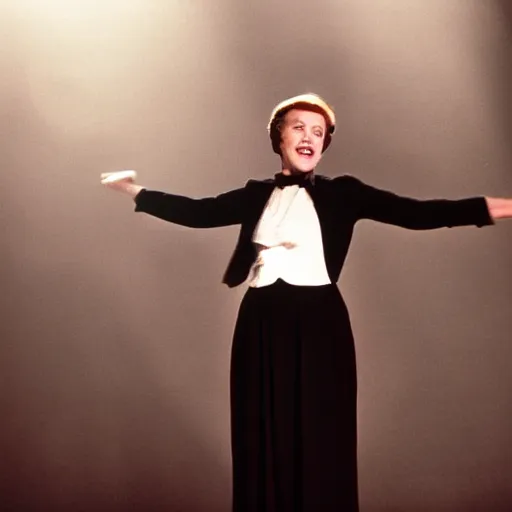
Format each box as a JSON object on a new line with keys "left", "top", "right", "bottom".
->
{"left": 485, "top": 197, "right": 512, "bottom": 221}
{"left": 101, "top": 170, "right": 247, "bottom": 228}
{"left": 342, "top": 176, "right": 497, "bottom": 229}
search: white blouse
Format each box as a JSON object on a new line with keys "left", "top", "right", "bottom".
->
{"left": 248, "top": 185, "right": 331, "bottom": 288}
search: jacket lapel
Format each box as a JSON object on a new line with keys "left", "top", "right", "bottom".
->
{"left": 223, "top": 175, "right": 335, "bottom": 287}
{"left": 222, "top": 180, "right": 275, "bottom": 287}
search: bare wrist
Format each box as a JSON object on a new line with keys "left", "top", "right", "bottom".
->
{"left": 127, "top": 184, "right": 144, "bottom": 198}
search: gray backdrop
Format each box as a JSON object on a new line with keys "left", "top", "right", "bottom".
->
{"left": 1, "top": 1, "right": 511, "bottom": 510}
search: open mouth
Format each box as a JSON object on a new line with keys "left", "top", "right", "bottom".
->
{"left": 296, "top": 146, "right": 314, "bottom": 157}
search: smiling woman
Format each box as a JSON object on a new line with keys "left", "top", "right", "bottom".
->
{"left": 101, "top": 93, "right": 511, "bottom": 512}
{"left": 276, "top": 109, "right": 327, "bottom": 173}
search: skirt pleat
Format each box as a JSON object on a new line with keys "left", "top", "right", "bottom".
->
{"left": 230, "top": 279, "right": 359, "bottom": 512}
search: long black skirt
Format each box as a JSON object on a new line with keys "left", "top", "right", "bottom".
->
{"left": 230, "top": 279, "right": 359, "bottom": 512}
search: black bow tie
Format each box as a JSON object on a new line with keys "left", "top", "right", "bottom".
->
{"left": 274, "top": 172, "right": 315, "bottom": 189}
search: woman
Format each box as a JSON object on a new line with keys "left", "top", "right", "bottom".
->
{"left": 101, "top": 93, "right": 512, "bottom": 512}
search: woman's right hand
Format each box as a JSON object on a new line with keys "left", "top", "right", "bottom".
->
{"left": 100, "top": 170, "right": 143, "bottom": 198}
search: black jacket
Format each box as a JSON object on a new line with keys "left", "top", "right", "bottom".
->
{"left": 134, "top": 174, "right": 492, "bottom": 287}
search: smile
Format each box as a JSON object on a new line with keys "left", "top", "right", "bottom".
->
{"left": 296, "top": 147, "right": 314, "bottom": 156}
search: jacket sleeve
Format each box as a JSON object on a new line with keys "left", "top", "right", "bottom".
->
{"left": 133, "top": 183, "right": 249, "bottom": 228}
{"left": 346, "top": 176, "right": 494, "bottom": 229}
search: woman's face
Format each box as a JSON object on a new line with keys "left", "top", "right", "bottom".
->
{"left": 279, "top": 108, "right": 327, "bottom": 174}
